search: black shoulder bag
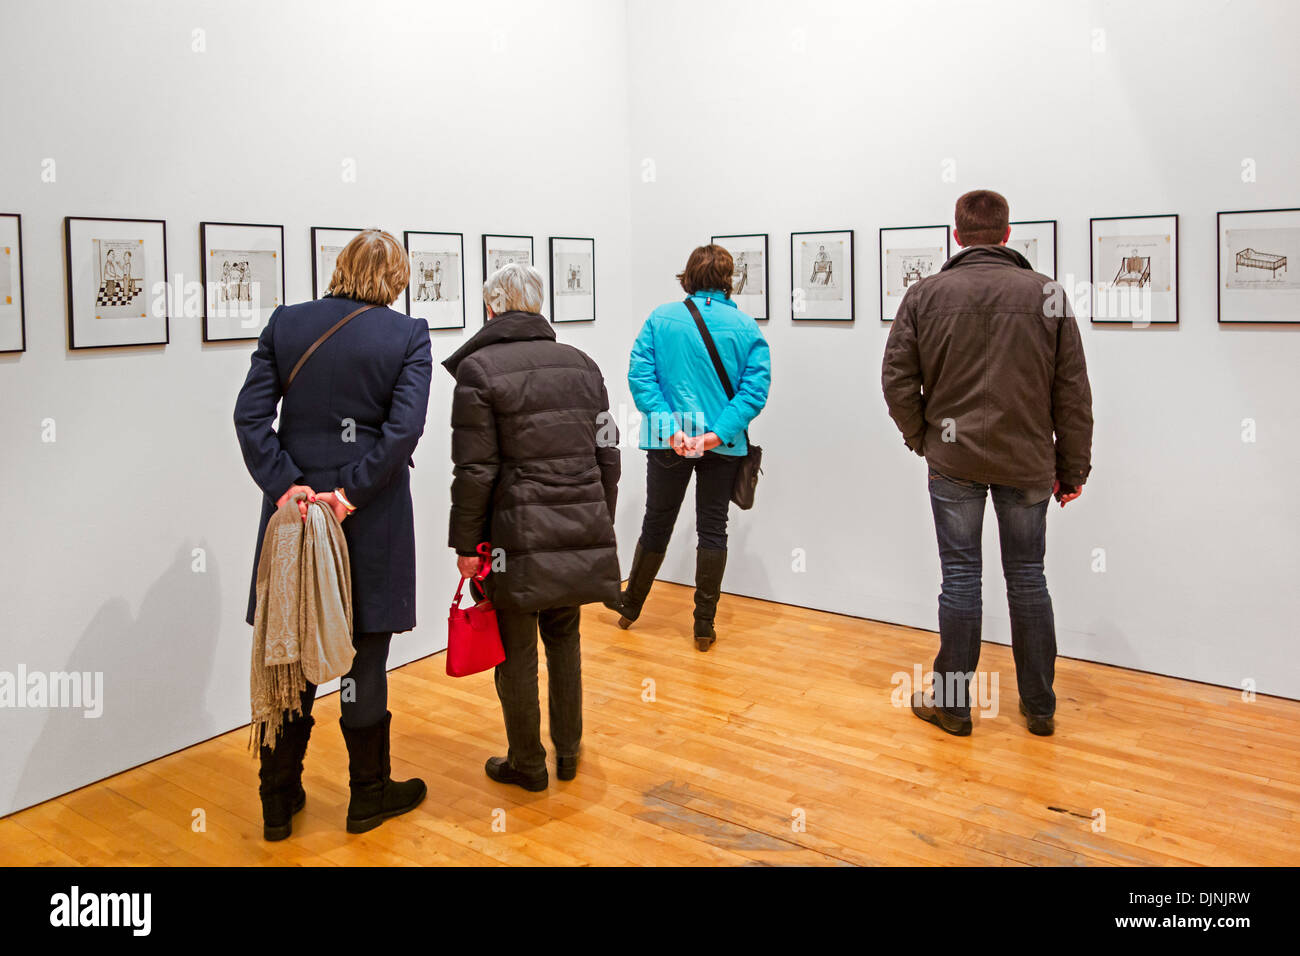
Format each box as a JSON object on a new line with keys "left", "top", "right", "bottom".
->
{"left": 683, "top": 297, "right": 763, "bottom": 510}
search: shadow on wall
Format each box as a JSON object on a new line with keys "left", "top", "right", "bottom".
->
{"left": 7, "top": 546, "right": 222, "bottom": 816}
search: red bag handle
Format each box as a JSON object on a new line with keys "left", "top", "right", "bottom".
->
{"left": 451, "top": 542, "right": 493, "bottom": 609}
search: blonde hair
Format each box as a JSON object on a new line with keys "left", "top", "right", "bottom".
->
{"left": 483, "top": 262, "right": 545, "bottom": 316}
{"left": 327, "top": 229, "right": 410, "bottom": 306}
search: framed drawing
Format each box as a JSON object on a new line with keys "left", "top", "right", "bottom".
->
{"left": 311, "top": 226, "right": 362, "bottom": 300}
{"left": 481, "top": 233, "right": 534, "bottom": 321}
{"left": 1090, "top": 214, "right": 1178, "bottom": 325}
{"left": 791, "top": 229, "right": 853, "bottom": 321}
{"left": 1008, "top": 219, "right": 1057, "bottom": 279}
{"left": 549, "top": 236, "right": 595, "bottom": 324}
{"left": 0, "top": 213, "right": 25, "bottom": 353}
{"left": 1217, "top": 208, "right": 1300, "bottom": 325}
{"left": 711, "top": 233, "right": 768, "bottom": 320}
{"left": 64, "top": 216, "right": 169, "bottom": 350}
{"left": 405, "top": 230, "right": 465, "bottom": 330}
{"left": 200, "top": 221, "right": 284, "bottom": 341}
{"left": 880, "top": 225, "right": 950, "bottom": 321}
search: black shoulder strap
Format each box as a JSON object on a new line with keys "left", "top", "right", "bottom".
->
{"left": 285, "top": 303, "right": 377, "bottom": 392}
{"left": 683, "top": 297, "right": 735, "bottom": 400}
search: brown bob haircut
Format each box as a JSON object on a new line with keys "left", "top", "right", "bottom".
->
{"left": 327, "top": 229, "right": 410, "bottom": 306}
{"left": 677, "top": 244, "right": 734, "bottom": 297}
{"left": 954, "top": 189, "right": 1010, "bottom": 246}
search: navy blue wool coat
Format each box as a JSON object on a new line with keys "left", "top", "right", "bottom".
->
{"left": 234, "top": 295, "right": 433, "bottom": 634}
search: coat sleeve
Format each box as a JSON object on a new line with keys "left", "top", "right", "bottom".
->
{"left": 337, "top": 322, "right": 434, "bottom": 509}
{"left": 709, "top": 326, "right": 771, "bottom": 446}
{"left": 448, "top": 356, "right": 499, "bottom": 556}
{"left": 881, "top": 291, "right": 927, "bottom": 456}
{"left": 595, "top": 377, "right": 621, "bottom": 524}
{"left": 233, "top": 307, "right": 306, "bottom": 501}
{"left": 628, "top": 313, "right": 680, "bottom": 444}
{"left": 1051, "top": 305, "right": 1094, "bottom": 487}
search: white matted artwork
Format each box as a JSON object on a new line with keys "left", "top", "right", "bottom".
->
{"left": 1007, "top": 219, "right": 1057, "bottom": 279}
{"left": 405, "top": 231, "right": 465, "bottom": 330}
{"left": 201, "top": 222, "right": 284, "bottom": 341}
{"left": 880, "top": 225, "right": 950, "bottom": 321}
{"left": 1090, "top": 215, "right": 1179, "bottom": 325}
{"left": 1218, "top": 208, "right": 1300, "bottom": 324}
{"left": 481, "top": 233, "right": 534, "bottom": 321}
{"left": 0, "top": 213, "right": 25, "bottom": 353}
{"left": 791, "top": 229, "right": 853, "bottom": 321}
{"left": 311, "top": 226, "right": 362, "bottom": 300}
{"left": 711, "top": 233, "right": 768, "bottom": 320}
{"left": 64, "top": 216, "right": 169, "bottom": 349}
{"left": 549, "top": 236, "right": 595, "bottom": 323}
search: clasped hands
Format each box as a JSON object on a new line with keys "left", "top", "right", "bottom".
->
{"left": 276, "top": 485, "right": 351, "bottom": 523}
{"left": 668, "top": 430, "right": 721, "bottom": 458}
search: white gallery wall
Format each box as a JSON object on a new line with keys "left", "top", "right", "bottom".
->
{"left": 0, "top": 0, "right": 636, "bottom": 815}
{"left": 618, "top": 0, "right": 1300, "bottom": 701}
{"left": 1, "top": 0, "right": 1297, "bottom": 817}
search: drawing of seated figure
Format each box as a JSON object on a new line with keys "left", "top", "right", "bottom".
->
{"left": 902, "top": 257, "right": 930, "bottom": 287}
{"left": 1235, "top": 247, "right": 1287, "bottom": 277}
{"left": 809, "top": 245, "right": 833, "bottom": 285}
{"left": 1113, "top": 249, "right": 1151, "bottom": 288}
{"left": 734, "top": 255, "right": 748, "bottom": 295}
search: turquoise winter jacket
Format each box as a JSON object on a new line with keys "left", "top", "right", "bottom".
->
{"left": 628, "top": 290, "right": 771, "bottom": 456}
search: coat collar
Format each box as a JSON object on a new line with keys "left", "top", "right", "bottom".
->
{"left": 442, "top": 310, "right": 556, "bottom": 377}
{"left": 691, "top": 289, "right": 737, "bottom": 309}
{"left": 941, "top": 243, "right": 1032, "bottom": 272}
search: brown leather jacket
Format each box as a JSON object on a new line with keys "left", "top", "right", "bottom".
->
{"left": 882, "top": 244, "right": 1093, "bottom": 491}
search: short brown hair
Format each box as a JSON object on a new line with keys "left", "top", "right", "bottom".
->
{"left": 677, "top": 244, "right": 734, "bottom": 296}
{"left": 954, "top": 190, "right": 1010, "bottom": 246}
{"left": 327, "top": 229, "right": 410, "bottom": 306}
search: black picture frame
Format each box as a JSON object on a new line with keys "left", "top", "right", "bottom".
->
{"left": 878, "top": 224, "right": 950, "bottom": 322}
{"left": 548, "top": 236, "right": 596, "bottom": 324}
{"left": 711, "top": 233, "right": 769, "bottom": 321}
{"left": 1089, "top": 214, "right": 1179, "bottom": 326}
{"left": 0, "top": 212, "right": 26, "bottom": 354}
{"left": 480, "top": 233, "right": 534, "bottom": 322}
{"left": 1008, "top": 219, "right": 1058, "bottom": 279}
{"left": 64, "top": 215, "right": 170, "bottom": 350}
{"left": 404, "top": 230, "right": 467, "bottom": 330}
{"left": 1216, "top": 207, "right": 1300, "bottom": 326}
{"left": 199, "top": 221, "right": 286, "bottom": 343}
{"left": 791, "top": 229, "right": 855, "bottom": 322}
{"left": 310, "top": 225, "right": 363, "bottom": 300}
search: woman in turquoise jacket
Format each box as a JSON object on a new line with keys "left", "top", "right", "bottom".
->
{"left": 607, "top": 244, "right": 771, "bottom": 651}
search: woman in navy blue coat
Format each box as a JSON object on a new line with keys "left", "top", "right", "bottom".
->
{"left": 234, "top": 229, "right": 432, "bottom": 840}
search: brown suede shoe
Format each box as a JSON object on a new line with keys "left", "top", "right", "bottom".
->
{"left": 911, "top": 691, "right": 972, "bottom": 736}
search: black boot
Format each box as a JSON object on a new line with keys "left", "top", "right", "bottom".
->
{"left": 258, "top": 713, "right": 313, "bottom": 842}
{"left": 339, "top": 712, "right": 428, "bottom": 834}
{"left": 604, "top": 541, "right": 666, "bottom": 629}
{"left": 693, "top": 547, "right": 728, "bottom": 651}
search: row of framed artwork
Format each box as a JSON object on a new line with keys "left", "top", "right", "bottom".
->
{"left": 0, "top": 215, "right": 597, "bottom": 352}
{"left": 711, "top": 207, "right": 1299, "bottom": 325}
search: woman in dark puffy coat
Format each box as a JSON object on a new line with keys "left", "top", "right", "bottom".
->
{"left": 444, "top": 262, "right": 620, "bottom": 792}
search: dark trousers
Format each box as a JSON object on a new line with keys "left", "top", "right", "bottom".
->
{"left": 494, "top": 605, "right": 582, "bottom": 775}
{"left": 927, "top": 471, "right": 1057, "bottom": 720}
{"left": 639, "top": 449, "right": 741, "bottom": 552}
{"left": 295, "top": 631, "right": 393, "bottom": 729}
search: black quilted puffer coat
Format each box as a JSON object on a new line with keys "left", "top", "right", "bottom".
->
{"left": 443, "top": 311, "right": 621, "bottom": 612}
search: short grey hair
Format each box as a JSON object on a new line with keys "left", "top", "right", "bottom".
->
{"left": 483, "top": 262, "right": 545, "bottom": 316}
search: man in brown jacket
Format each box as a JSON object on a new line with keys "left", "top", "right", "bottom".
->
{"left": 882, "top": 189, "right": 1093, "bottom": 738}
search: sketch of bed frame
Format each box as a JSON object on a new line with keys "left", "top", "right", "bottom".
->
{"left": 1113, "top": 254, "right": 1151, "bottom": 288}
{"left": 1235, "top": 247, "right": 1288, "bottom": 277}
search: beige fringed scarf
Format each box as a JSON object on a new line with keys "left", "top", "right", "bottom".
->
{"left": 249, "top": 496, "right": 355, "bottom": 752}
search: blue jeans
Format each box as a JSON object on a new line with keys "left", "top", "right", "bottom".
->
{"left": 928, "top": 471, "right": 1057, "bottom": 720}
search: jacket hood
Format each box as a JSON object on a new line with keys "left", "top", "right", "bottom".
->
{"left": 941, "top": 244, "right": 1033, "bottom": 273}
{"left": 442, "top": 310, "right": 557, "bottom": 377}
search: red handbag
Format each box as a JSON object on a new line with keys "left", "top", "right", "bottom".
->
{"left": 446, "top": 543, "right": 505, "bottom": 677}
